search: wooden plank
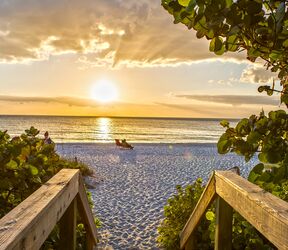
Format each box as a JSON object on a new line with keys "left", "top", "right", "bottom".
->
{"left": 180, "top": 172, "right": 217, "bottom": 250}
{"left": 86, "top": 232, "right": 95, "bottom": 250}
{"left": 0, "top": 169, "right": 79, "bottom": 250}
{"left": 214, "top": 196, "right": 233, "bottom": 250}
{"left": 77, "top": 175, "right": 98, "bottom": 246}
{"left": 215, "top": 171, "right": 288, "bottom": 250}
{"left": 59, "top": 198, "right": 77, "bottom": 250}
{"left": 184, "top": 234, "right": 197, "bottom": 250}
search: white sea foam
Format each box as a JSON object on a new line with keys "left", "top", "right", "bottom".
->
{"left": 57, "top": 143, "right": 257, "bottom": 249}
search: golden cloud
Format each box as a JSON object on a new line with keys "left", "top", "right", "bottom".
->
{"left": 0, "top": 0, "right": 246, "bottom": 67}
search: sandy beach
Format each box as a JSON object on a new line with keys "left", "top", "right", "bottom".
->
{"left": 57, "top": 143, "right": 257, "bottom": 249}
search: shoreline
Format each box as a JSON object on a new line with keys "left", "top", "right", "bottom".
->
{"left": 56, "top": 142, "right": 217, "bottom": 146}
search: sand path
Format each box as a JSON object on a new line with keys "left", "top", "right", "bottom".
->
{"left": 58, "top": 143, "right": 256, "bottom": 249}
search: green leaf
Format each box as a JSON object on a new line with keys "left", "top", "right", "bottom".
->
{"left": 214, "top": 45, "right": 225, "bottom": 55}
{"left": 214, "top": 37, "right": 223, "bottom": 51}
{"left": 186, "top": 0, "right": 196, "bottom": 12}
{"left": 220, "top": 120, "right": 229, "bottom": 128}
{"left": 252, "top": 163, "right": 264, "bottom": 174}
{"left": 226, "top": 35, "right": 238, "bottom": 51}
{"left": 196, "top": 29, "right": 205, "bottom": 38}
{"left": 248, "top": 171, "right": 260, "bottom": 183}
{"left": 283, "top": 39, "right": 288, "bottom": 48}
{"left": 217, "top": 134, "right": 231, "bottom": 154}
{"left": 258, "top": 152, "right": 270, "bottom": 163}
{"left": 258, "top": 171, "right": 272, "bottom": 182}
{"left": 247, "top": 131, "right": 261, "bottom": 144}
{"left": 235, "top": 118, "right": 250, "bottom": 135}
{"left": 281, "top": 94, "right": 288, "bottom": 105}
{"left": 6, "top": 160, "right": 18, "bottom": 170}
{"left": 29, "top": 165, "right": 39, "bottom": 175}
{"left": 205, "top": 211, "right": 215, "bottom": 221}
{"left": 178, "top": 0, "right": 190, "bottom": 7}
{"left": 210, "top": 37, "right": 225, "bottom": 55}
{"left": 225, "top": 0, "right": 232, "bottom": 8}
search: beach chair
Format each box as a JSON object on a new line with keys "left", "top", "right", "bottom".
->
{"left": 115, "top": 139, "right": 134, "bottom": 149}
{"left": 121, "top": 139, "right": 134, "bottom": 149}
{"left": 115, "top": 139, "right": 122, "bottom": 147}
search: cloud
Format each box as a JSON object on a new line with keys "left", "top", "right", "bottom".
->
{"left": 208, "top": 77, "right": 239, "bottom": 86}
{"left": 240, "top": 65, "right": 277, "bottom": 84}
{"left": 155, "top": 102, "right": 271, "bottom": 118}
{"left": 0, "top": 0, "right": 247, "bottom": 67}
{"left": 0, "top": 95, "right": 102, "bottom": 107}
{"left": 0, "top": 95, "right": 280, "bottom": 118}
{"left": 175, "top": 94, "right": 280, "bottom": 106}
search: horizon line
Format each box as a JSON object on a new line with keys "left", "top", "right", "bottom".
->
{"left": 0, "top": 114, "right": 240, "bottom": 121}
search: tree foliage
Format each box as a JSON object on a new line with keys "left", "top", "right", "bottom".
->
{"left": 162, "top": 0, "right": 288, "bottom": 103}
{"left": 218, "top": 110, "right": 288, "bottom": 199}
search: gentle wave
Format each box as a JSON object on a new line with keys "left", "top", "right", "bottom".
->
{"left": 0, "top": 116, "right": 238, "bottom": 143}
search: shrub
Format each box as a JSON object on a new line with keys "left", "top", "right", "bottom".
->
{"left": 0, "top": 127, "right": 99, "bottom": 249}
{"left": 157, "top": 179, "right": 214, "bottom": 249}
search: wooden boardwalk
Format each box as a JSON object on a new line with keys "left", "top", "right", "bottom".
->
{"left": 0, "top": 169, "right": 287, "bottom": 249}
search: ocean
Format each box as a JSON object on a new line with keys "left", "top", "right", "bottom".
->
{"left": 0, "top": 115, "right": 238, "bottom": 143}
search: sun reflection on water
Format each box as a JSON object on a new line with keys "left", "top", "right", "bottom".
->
{"left": 96, "top": 117, "right": 111, "bottom": 142}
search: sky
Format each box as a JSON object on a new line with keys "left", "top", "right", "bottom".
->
{"left": 0, "top": 0, "right": 283, "bottom": 118}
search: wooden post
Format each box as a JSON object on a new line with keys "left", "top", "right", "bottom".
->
{"left": 180, "top": 172, "right": 216, "bottom": 249}
{"left": 86, "top": 232, "right": 95, "bottom": 250}
{"left": 184, "top": 234, "right": 197, "bottom": 250}
{"left": 77, "top": 176, "right": 98, "bottom": 248}
{"left": 215, "top": 197, "right": 233, "bottom": 250}
{"left": 59, "top": 198, "right": 77, "bottom": 250}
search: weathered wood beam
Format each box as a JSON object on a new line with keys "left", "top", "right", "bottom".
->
{"left": 180, "top": 172, "right": 217, "bottom": 250}
{"left": 214, "top": 196, "right": 233, "bottom": 250}
{"left": 59, "top": 198, "right": 77, "bottom": 250}
{"left": 215, "top": 170, "right": 288, "bottom": 250}
{"left": 0, "top": 169, "right": 79, "bottom": 250}
{"left": 77, "top": 175, "right": 98, "bottom": 247}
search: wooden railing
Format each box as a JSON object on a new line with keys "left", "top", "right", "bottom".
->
{"left": 0, "top": 169, "right": 97, "bottom": 250}
{"left": 180, "top": 170, "right": 288, "bottom": 250}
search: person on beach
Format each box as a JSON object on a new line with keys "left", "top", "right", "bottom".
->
{"left": 115, "top": 139, "right": 133, "bottom": 149}
{"left": 121, "top": 139, "right": 134, "bottom": 149}
{"left": 44, "top": 131, "right": 53, "bottom": 144}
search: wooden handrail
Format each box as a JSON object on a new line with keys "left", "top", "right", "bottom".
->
{"left": 0, "top": 169, "right": 98, "bottom": 250}
{"left": 180, "top": 172, "right": 216, "bottom": 249}
{"left": 180, "top": 170, "right": 288, "bottom": 250}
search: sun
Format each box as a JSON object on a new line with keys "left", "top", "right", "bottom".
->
{"left": 91, "top": 79, "right": 119, "bottom": 103}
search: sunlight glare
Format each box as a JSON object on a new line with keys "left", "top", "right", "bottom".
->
{"left": 91, "top": 79, "right": 119, "bottom": 103}
{"left": 96, "top": 117, "right": 111, "bottom": 141}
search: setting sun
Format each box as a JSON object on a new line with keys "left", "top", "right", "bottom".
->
{"left": 91, "top": 79, "right": 119, "bottom": 103}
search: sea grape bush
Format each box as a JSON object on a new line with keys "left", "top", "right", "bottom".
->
{"left": 157, "top": 179, "right": 274, "bottom": 249}
{"left": 0, "top": 126, "right": 92, "bottom": 216}
{"left": 0, "top": 127, "right": 98, "bottom": 249}
{"left": 218, "top": 109, "right": 288, "bottom": 197}
{"left": 161, "top": 0, "right": 288, "bottom": 104}
{"left": 157, "top": 179, "right": 213, "bottom": 249}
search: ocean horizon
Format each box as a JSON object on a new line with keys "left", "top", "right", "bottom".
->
{"left": 0, "top": 115, "right": 238, "bottom": 144}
